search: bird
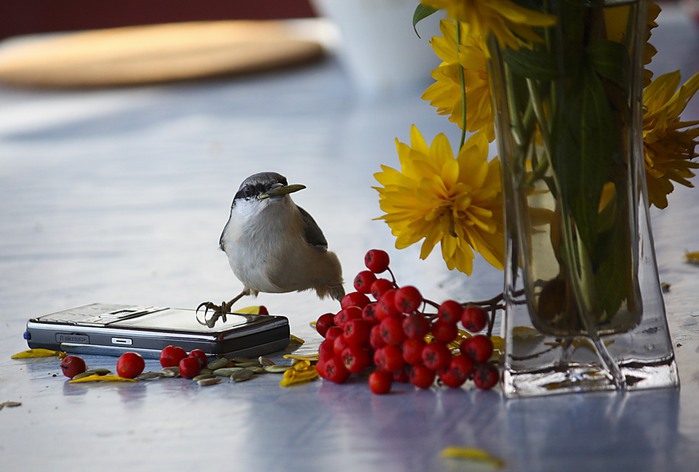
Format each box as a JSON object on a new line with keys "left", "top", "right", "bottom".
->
{"left": 197, "top": 172, "right": 344, "bottom": 324}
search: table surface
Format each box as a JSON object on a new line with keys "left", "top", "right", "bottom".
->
{"left": 1, "top": 6, "right": 698, "bottom": 472}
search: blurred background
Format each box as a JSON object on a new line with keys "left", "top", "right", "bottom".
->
{"left": 0, "top": 0, "right": 316, "bottom": 41}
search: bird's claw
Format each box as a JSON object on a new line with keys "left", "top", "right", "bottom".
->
{"left": 196, "top": 301, "right": 229, "bottom": 328}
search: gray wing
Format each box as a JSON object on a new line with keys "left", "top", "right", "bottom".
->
{"left": 297, "top": 206, "right": 328, "bottom": 251}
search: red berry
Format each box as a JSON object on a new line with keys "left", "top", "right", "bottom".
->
{"left": 377, "top": 290, "right": 402, "bottom": 319}
{"left": 318, "top": 340, "right": 335, "bottom": 362}
{"left": 402, "top": 313, "right": 430, "bottom": 340}
{"left": 394, "top": 285, "right": 423, "bottom": 313}
{"left": 393, "top": 367, "right": 410, "bottom": 383}
{"left": 461, "top": 305, "right": 489, "bottom": 333}
{"left": 450, "top": 354, "right": 475, "bottom": 379}
{"left": 438, "top": 354, "right": 474, "bottom": 388}
{"left": 116, "top": 352, "right": 145, "bottom": 379}
{"left": 342, "top": 345, "right": 371, "bottom": 374}
{"left": 369, "top": 324, "right": 387, "bottom": 350}
{"left": 333, "top": 334, "right": 350, "bottom": 359}
{"left": 438, "top": 300, "right": 463, "bottom": 324}
{"left": 402, "top": 338, "right": 426, "bottom": 365}
{"left": 334, "top": 306, "right": 362, "bottom": 327}
{"left": 362, "top": 303, "right": 379, "bottom": 325}
{"left": 344, "top": 319, "right": 372, "bottom": 346}
{"left": 460, "top": 335, "right": 494, "bottom": 363}
{"left": 409, "top": 364, "right": 436, "bottom": 389}
{"left": 257, "top": 305, "right": 269, "bottom": 315}
{"left": 325, "top": 326, "right": 343, "bottom": 343}
{"left": 365, "top": 249, "right": 390, "bottom": 273}
{"left": 374, "top": 345, "right": 404, "bottom": 372}
{"left": 341, "top": 291, "right": 371, "bottom": 310}
{"left": 431, "top": 319, "right": 458, "bottom": 344}
{"left": 319, "top": 356, "right": 350, "bottom": 383}
{"left": 160, "top": 345, "right": 188, "bottom": 368}
{"left": 421, "top": 342, "right": 452, "bottom": 371}
{"left": 60, "top": 355, "right": 87, "bottom": 379}
{"left": 473, "top": 363, "right": 500, "bottom": 390}
{"left": 379, "top": 316, "right": 406, "bottom": 346}
{"left": 316, "top": 312, "right": 336, "bottom": 337}
{"left": 353, "top": 270, "right": 378, "bottom": 294}
{"left": 179, "top": 356, "right": 202, "bottom": 379}
{"left": 369, "top": 370, "right": 393, "bottom": 394}
{"left": 188, "top": 349, "right": 208, "bottom": 367}
{"left": 370, "top": 278, "right": 395, "bottom": 301}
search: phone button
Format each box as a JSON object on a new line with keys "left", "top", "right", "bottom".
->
{"left": 111, "top": 337, "right": 133, "bottom": 346}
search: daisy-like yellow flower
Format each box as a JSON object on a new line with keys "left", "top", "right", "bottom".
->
{"left": 604, "top": 0, "right": 661, "bottom": 86}
{"left": 420, "top": 0, "right": 556, "bottom": 52}
{"left": 374, "top": 126, "right": 504, "bottom": 275}
{"left": 643, "top": 70, "right": 699, "bottom": 209}
{"left": 422, "top": 21, "right": 495, "bottom": 141}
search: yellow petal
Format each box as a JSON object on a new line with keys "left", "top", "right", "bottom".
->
{"left": 440, "top": 446, "right": 505, "bottom": 468}
{"left": 11, "top": 348, "right": 65, "bottom": 359}
{"left": 283, "top": 353, "right": 319, "bottom": 362}
{"left": 686, "top": 251, "right": 699, "bottom": 265}
{"left": 69, "top": 374, "right": 137, "bottom": 383}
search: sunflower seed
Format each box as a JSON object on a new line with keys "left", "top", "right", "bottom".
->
{"left": 232, "top": 361, "right": 260, "bottom": 368}
{"left": 0, "top": 401, "right": 22, "bottom": 410}
{"left": 207, "top": 358, "right": 230, "bottom": 370}
{"left": 72, "top": 371, "right": 96, "bottom": 380}
{"left": 258, "top": 356, "right": 275, "bottom": 367}
{"left": 250, "top": 366, "right": 266, "bottom": 374}
{"left": 193, "top": 373, "right": 216, "bottom": 382}
{"left": 231, "top": 369, "right": 255, "bottom": 382}
{"left": 264, "top": 365, "right": 289, "bottom": 374}
{"left": 136, "top": 372, "right": 162, "bottom": 380}
{"left": 161, "top": 367, "right": 180, "bottom": 377}
{"left": 197, "top": 377, "right": 221, "bottom": 386}
{"left": 213, "top": 367, "right": 244, "bottom": 377}
{"left": 90, "top": 368, "right": 112, "bottom": 376}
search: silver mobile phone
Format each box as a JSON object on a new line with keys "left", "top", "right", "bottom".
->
{"left": 23, "top": 303, "right": 290, "bottom": 359}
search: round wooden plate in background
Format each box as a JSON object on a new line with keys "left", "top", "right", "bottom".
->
{"left": 0, "top": 21, "right": 324, "bottom": 88}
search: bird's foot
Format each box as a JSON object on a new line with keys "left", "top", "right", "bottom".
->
{"left": 195, "top": 301, "right": 233, "bottom": 328}
{"left": 195, "top": 290, "right": 250, "bottom": 328}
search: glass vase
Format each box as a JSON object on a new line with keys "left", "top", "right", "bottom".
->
{"left": 487, "top": 0, "right": 680, "bottom": 397}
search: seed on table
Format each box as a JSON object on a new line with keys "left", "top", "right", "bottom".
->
{"left": 71, "top": 371, "right": 95, "bottom": 380}
{"left": 89, "top": 368, "right": 112, "bottom": 376}
{"left": 250, "top": 366, "right": 266, "bottom": 374}
{"left": 207, "top": 358, "right": 230, "bottom": 370}
{"left": 197, "top": 377, "right": 221, "bottom": 386}
{"left": 258, "top": 356, "right": 275, "bottom": 366}
{"left": 161, "top": 366, "right": 180, "bottom": 377}
{"left": 193, "top": 373, "right": 216, "bottom": 382}
{"left": 213, "top": 367, "right": 244, "bottom": 377}
{"left": 264, "top": 365, "right": 289, "bottom": 374}
{"left": 136, "top": 372, "right": 162, "bottom": 380}
{"left": 231, "top": 369, "right": 255, "bottom": 382}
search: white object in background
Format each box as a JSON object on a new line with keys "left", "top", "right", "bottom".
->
{"left": 310, "top": 0, "right": 441, "bottom": 95}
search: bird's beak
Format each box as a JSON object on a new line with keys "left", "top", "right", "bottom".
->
{"left": 259, "top": 184, "right": 306, "bottom": 200}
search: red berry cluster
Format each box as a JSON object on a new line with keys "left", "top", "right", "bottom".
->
{"left": 315, "top": 249, "right": 500, "bottom": 394}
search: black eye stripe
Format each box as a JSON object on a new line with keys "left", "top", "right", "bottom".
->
{"left": 234, "top": 181, "right": 287, "bottom": 200}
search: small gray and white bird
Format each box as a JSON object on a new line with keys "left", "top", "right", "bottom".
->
{"left": 198, "top": 172, "right": 344, "bottom": 319}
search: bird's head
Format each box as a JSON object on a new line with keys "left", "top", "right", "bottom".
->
{"left": 232, "top": 172, "right": 305, "bottom": 212}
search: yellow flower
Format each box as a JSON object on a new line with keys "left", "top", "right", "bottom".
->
{"left": 374, "top": 126, "right": 504, "bottom": 275}
{"left": 643, "top": 71, "right": 699, "bottom": 209}
{"left": 604, "top": 0, "right": 660, "bottom": 86}
{"left": 420, "top": 0, "right": 556, "bottom": 52}
{"left": 422, "top": 21, "right": 495, "bottom": 141}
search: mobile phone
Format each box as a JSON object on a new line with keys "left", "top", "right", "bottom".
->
{"left": 23, "top": 303, "right": 290, "bottom": 359}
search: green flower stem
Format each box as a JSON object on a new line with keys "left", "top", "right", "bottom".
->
{"left": 455, "top": 20, "right": 467, "bottom": 150}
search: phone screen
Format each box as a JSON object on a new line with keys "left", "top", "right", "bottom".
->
{"left": 114, "top": 308, "right": 252, "bottom": 333}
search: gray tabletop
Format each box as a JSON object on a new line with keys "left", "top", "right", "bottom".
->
{"left": 1, "top": 6, "right": 698, "bottom": 472}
